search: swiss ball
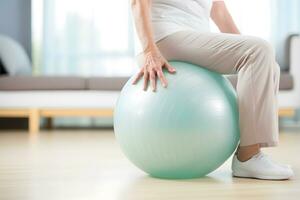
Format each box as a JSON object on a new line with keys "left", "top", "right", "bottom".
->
{"left": 114, "top": 61, "right": 239, "bottom": 179}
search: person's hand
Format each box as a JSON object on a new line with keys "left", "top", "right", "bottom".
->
{"left": 132, "top": 47, "right": 176, "bottom": 92}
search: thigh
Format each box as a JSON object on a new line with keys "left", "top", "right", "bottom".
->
{"left": 156, "top": 31, "right": 262, "bottom": 74}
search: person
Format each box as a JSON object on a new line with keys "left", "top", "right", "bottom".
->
{"left": 130, "top": 0, "right": 294, "bottom": 180}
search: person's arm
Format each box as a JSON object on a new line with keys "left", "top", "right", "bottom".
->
{"left": 131, "top": 0, "right": 176, "bottom": 92}
{"left": 211, "top": 1, "right": 240, "bottom": 34}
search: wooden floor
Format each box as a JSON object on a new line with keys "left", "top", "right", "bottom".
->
{"left": 0, "top": 129, "right": 299, "bottom": 200}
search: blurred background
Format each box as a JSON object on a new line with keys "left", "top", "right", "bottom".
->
{"left": 0, "top": 0, "right": 300, "bottom": 130}
{"left": 0, "top": 1, "right": 300, "bottom": 199}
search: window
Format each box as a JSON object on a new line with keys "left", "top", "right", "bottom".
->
{"left": 33, "top": 0, "right": 298, "bottom": 75}
{"left": 32, "top": 0, "right": 138, "bottom": 76}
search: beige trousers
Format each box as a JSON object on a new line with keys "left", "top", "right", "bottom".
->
{"left": 154, "top": 31, "right": 280, "bottom": 147}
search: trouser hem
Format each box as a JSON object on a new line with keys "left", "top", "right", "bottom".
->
{"left": 239, "top": 141, "right": 279, "bottom": 148}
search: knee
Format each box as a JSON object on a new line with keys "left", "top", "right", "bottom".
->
{"left": 247, "top": 37, "right": 275, "bottom": 59}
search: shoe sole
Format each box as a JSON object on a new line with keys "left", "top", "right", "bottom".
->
{"left": 232, "top": 172, "right": 291, "bottom": 181}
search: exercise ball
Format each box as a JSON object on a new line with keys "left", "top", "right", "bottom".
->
{"left": 114, "top": 61, "right": 239, "bottom": 179}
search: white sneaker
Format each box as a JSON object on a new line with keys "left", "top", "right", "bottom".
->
{"left": 232, "top": 152, "right": 294, "bottom": 180}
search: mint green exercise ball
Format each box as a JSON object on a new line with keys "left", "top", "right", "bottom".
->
{"left": 114, "top": 61, "right": 239, "bottom": 179}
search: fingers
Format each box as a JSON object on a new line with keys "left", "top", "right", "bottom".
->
{"left": 150, "top": 70, "right": 157, "bottom": 92}
{"left": 132, "top": 70, "right": 144, "bottom": 85}
{"left": 143, "top": 70, "right": 149, "bottom": 91}
{"left": 164, "top": 62, "right": 176, "bottom": 73}
{"left": 133, "top": 60, "right": 174, "bottom": 91}
{"left": 132, "top": 68, "right": 153, "bottom": 91}
{"left": 133, "top": 67, "right": 169, "bottom": 91}
{"left": 157, "top": 69, "right": 167, "bottom": 88}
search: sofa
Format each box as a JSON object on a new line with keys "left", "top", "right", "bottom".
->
{"left": 0, "top": 35, "right": 299, "bottom": 134}
{"left": 0, "top": 76, "right": 127, "bottom": 133}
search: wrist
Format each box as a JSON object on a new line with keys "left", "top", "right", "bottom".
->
{"left": 143, "top": 43, "right": 158, "bottom": 54}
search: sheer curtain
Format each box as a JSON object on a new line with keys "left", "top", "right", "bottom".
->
{"left": 271, "top": 0, "right": 300, "bottom": 68}
{"left": 32, "top": 0, "right": 299, "bottom": 76}
{"left": 32, "top": 0, "right": 138, "bottom": 76}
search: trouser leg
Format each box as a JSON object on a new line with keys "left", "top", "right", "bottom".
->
{"left": 154, "top": 31, "right": 280, "bottom": 147}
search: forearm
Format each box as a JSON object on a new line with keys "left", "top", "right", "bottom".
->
{"left": 211, "top": 2, "right": 240, "bottom": 34}
{"left": 217, "top": 13, "right": 240, "bottom": 34}
{"left": 131, "top": 0, "right": 157, "bottom": 52}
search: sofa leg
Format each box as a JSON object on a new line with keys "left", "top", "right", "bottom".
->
{"left": 29, "top": 109, "right": 40, "bottom": 134}
{"left": 45, "top": 117, "right": 53, "bottom": 129}
{"left": 279, "top": 108, "right": 296, "bottom": 117}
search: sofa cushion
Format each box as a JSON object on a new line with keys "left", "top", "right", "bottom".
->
{"left": 0, "top": 35, "right": 31, "bottom": 75}
{"left": 0, "top": 74, "right": 293, "bottom": 91}
{"left": 0, "top": 76, "right": 86, "bottom": 90}
{"left": 225, "top": 72, "right": 293, "bottom": 91}
{"left": 88, "top": 77, "right": 129, "bottom": 91}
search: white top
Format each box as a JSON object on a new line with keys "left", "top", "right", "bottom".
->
{"left": 151, "top": 0, "right": 224, "bottom": 42}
